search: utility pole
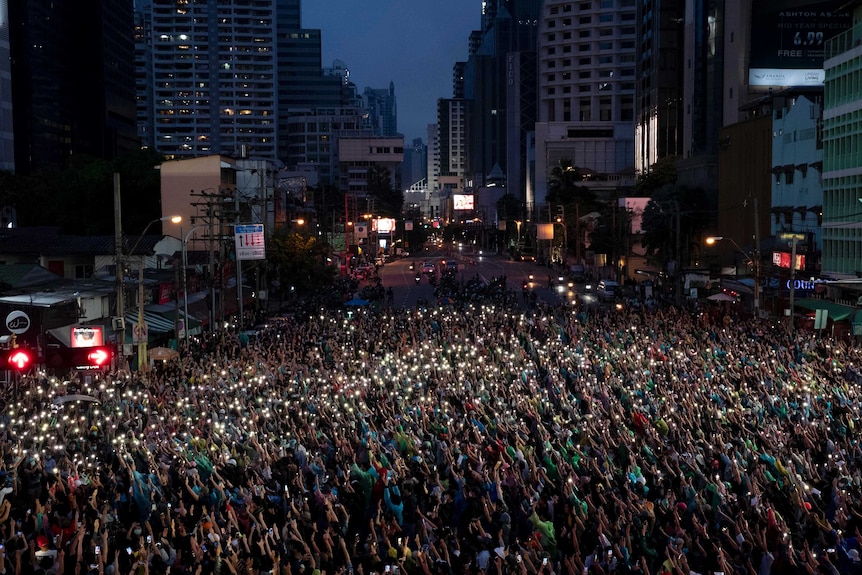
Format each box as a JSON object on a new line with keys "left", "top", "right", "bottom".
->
{"left": 113, "top": 173, "right": 126, "bottom": 370}
{"left": 753, "top": 197, "right": 761, "bottom": 317}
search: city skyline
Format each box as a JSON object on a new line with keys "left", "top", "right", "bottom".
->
{"left": 303, "top": 1, "right": 480, "bottom": 144}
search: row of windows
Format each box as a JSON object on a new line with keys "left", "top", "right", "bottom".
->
{"left": 824, "top": 62, "right": 862, "bottom": 109}
{"left": 545, "top": 27, "right": 635, "bottom": 42}
{"left": 548, "top": 0, "right": 632, "bottom": 15}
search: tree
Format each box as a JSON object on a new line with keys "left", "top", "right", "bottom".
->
{"left": 641, "top": 184, "right": 710, "bottom": 269}
{"left": 267, "top": 226, "right": 336, "bottom": 298}
{"left": 547, "top": 159, "right": 597, "bottom": 207}
{"left": 634, "top": 155, "right": 679, "bottom": 196}
{"left": 366, "top": 165, "right": 403, "bottom": 218}
{"left": 0, "top": 149, "right": 164, "bottom": 234}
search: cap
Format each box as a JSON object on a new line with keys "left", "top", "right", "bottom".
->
{"left": 37, "top": 535, "right": 49, "bottom": 548}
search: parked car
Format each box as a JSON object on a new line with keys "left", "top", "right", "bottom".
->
{"left": 597, "top": 280, "right": 620, "bottom": 301}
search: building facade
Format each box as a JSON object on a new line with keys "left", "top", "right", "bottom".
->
{"left": 533, "top": 0, "right": 638, "bottom": 209}
{"left": 135, "top": 0, "right": 284, "bottom": 160}
{"left": 821, "top": 10, "right": 862, "bottom": 277}
{"left": 8, "top": 0, "right": 137, "bottom": 174}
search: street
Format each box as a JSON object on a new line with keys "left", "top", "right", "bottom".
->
{"left": 375, "top": 246, "right": 587, "bottom": 309}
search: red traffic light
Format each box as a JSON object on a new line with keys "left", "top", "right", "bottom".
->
{"left": 7, "top": 349, "right": 33, "bottom": 371}
{"left": 86, "top": 348, "right": 110, "bottom": 367}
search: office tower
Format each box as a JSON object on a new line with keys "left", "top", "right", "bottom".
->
{"left": 0, "top": 0, "right": 12, "bottom": 172}
{"left": 438, "top": 99, "right": 467, "bottom": 195}
{"left": 363, "top": 83, "right": 398, "bottom": 137}
{"left": 821, "top": 4, "right": 862, "bottom": 278}
{"left": 135, "top": 0, "right": 286, "bottom": 160}
{"left": 635, "top": 0, "right": 684, "bottom": 173}
{"left": 402, "top": 138, "right": 428, "bottom": 189}
{"left": 533, "top": 0, "right": 638, "bottom": 208}
{"left": 8, "top": 0, "right": 137, "bottom": 174}
{"left": 463, "top": 0, "right": 542, "bottom": 193}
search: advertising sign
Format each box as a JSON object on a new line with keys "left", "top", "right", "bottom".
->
{"left": 749, "top": 0, "right": 851, "bottom": 86}
{"left": 71, "top": 326, "right": 103, "bottom": 348}
{"left": 235, "top": 224, "right": 266, "bottom": 261}
{"left": 453, "top": 194, "right": 475, "bottom": 211}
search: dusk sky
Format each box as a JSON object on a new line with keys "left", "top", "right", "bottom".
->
{"left": 303, "top": 1, "right": 481, "bottom": 145}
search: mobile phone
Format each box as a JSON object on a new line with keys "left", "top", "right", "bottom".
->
{"left": 95, "top": 546, "right": 101, "bottom": 555}
{"left": 147, "top": 535, "right": 152, "bottom": 544}
{"left": 517, "top": 554, "right": 522, "bottom": 563}
{"left": 543, "top": 558, "right": 548, "bottom": 566}
{"left": 385, "top": 566, "right": 391, "bottom": 573}
{"left": 167, "top": 503, "right": 172, "bottom": 508}
{"left": 126, "top": 547, "right": 132, "bottom": 555}
{"left": 201, "top": 545, "right": 207, "bottom": 553}
{"left": 268, "top": 528, "right": 273, "bottom": 534}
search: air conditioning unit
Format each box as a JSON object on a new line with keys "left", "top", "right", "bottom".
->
{"left": 111, "top": 317, "right": 125, "bottom": 331}
{"left": 856, "top": 295, "right": 862, "bottom": 307}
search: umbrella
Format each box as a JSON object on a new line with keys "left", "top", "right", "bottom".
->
{"left": 53, "top": 394, "right": 100, "bottom": 406}
{"left": 707, "top": 292, "right": 736, "bottom": 302}
{"left": 344, "top": 297, "right": 370, "bottom": 307}
{"left": 149, "top": 347, "right": 180, "bottom": 361}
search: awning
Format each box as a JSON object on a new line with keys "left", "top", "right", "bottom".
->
{"left": 156, "top": 309, "right": 203, "bottom": 336}
{"left": 794, "top": 298, "right": 856, "bottom": 322}
{"left": 125, "top": 309, "right": 176, "bottom": 334}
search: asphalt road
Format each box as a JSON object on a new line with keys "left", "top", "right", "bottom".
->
{"left": 376, "top": 248, "right": 588, "bottom": 309}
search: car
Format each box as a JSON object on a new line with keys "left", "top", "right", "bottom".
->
{"left": 597, "top": 280, "right": 620, "bottom": 302}
{"left": 569, "top": 264, "right": 586, "bottom": 282}
{"left": 421, "top": 262, "right": 436, "bottom": 274}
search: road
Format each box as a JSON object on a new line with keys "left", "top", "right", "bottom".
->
{"left": 376, "top": 248, "right": 587, "bottom": 309}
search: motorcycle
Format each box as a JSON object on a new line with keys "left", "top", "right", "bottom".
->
{"left": 415, "top": 274, "right": 422, "bottom": 284}
{"left": 409, "top": 262, "right": 415, "bottom": 271}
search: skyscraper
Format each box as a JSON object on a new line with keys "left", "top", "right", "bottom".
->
{"left": 635, "top": 0, "right": 684, "bottom": 173}
{"left": 533, "top": 0, "right": 638, "bottom": 208}
{"left": 0, "top": 0, "right": 13, "bottom": 172}
{"left": 363, "top": 83, "right": 398, "bottom": 137}
{"left": 135, "top": 0, "right": 284, "bottom": 159}
{"left": 8, "top": 0, "right": 137, "bottom": 174}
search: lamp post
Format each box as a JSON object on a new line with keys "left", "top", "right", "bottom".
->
{"left": 129, "top": 215, "right": 181, "bottom": 370}
{"left": 181, "top": 225, "right": 207, "bottom": 349}
{"left": 706, "top": 236, "right": 760, "bottom": 316}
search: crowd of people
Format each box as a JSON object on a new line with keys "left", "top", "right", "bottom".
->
{"left": 1, "top": 298, "right": 862, "bottom": 575}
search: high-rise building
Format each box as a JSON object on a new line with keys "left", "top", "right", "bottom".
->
{"left": 0, "top": 0, "right": 13, "bottom": 172}
{"left": 635, "top": 0, "right": 684, "bottom": 174}
{"left": 135, "top": 0, "right": 280, "bottom": 159}
{"left": 438, "top": 99, "right": 467, "bottom": 196}
{"left": 8, "top": 0, "right": 137, "bottom": 174}
{"left": 363, "top": 83, "right": 398, "bottom": 137}
{"left": 821, "top": 6, "right": 862, "bottom": 278}
{"left": 402, "top": 138, "right": 428, "bottom": 189}
{"left": 533, "top": 0, "right": 638, "bottom": 208}
{"left": 463, "top": 0, "right": 542, "bottom": 194}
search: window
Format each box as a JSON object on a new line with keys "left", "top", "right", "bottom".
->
{"left": 75, "top": 265, "right": 94, "bottom": 279}
{"left": 579, "top": 57, "right": 590, "bottom": 65}
{"left": 580, "top": 30, "right": 591, "bottom": 38}
{"left": 580, "top": 16, "right": 592, "bottom": 24}
{"left": 580, "top": 71, "right": 592, "bottom": 79}
{"left": 548, "top": 46, "right": 556, "bottom": 55}
{"left": 599, "top": 41, "right": 613, "bottom": 50}
{"left": 599, "top": 13, "right": 614, "bottom": 22}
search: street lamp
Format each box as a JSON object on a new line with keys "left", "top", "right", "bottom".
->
{"left": 182, "top": 224, "right": 207, "bottom": 349}
{"left": 129, "top": 215, "right": 181, "bottom": 370}
{"left": 706, "top": 235, "right": 760, "bottom": 315}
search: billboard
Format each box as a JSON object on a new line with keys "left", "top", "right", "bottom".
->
{"left": 749, "top": 1, "right": 852, "bottom": 87}
{"left": 772, "top": 251, "right": 805, "bottom": 270}
{"left": 71, "top": 326, "right": 103, "bottom": 348}
{"left": 374, "top": 218, "right": 396, "bottom": 234}
{"left": 453, "top": 194, "right": 474, "bottom": 211}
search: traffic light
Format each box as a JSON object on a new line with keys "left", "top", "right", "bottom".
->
{"left": 6, "top": 349, "right": 33, "bottom": 371}
{"left": 71, "top": 346, "right": 112, "bottom": 370}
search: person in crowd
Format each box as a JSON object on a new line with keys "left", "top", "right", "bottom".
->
{"left": 1, "top": 300, "right": 860, "bottom": 575}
